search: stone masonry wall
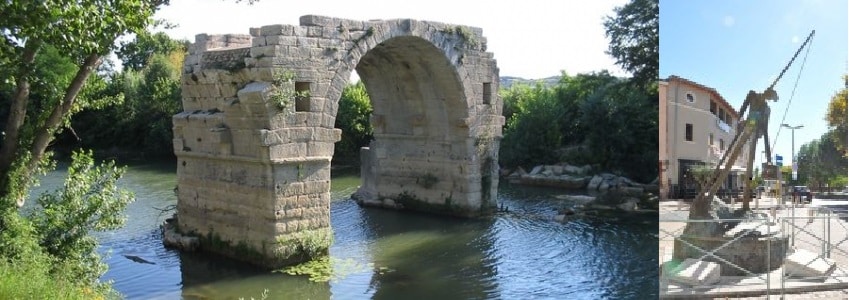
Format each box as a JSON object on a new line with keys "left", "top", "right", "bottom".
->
{"left": 174, "top": 15, "right": 502, "bottom": 268}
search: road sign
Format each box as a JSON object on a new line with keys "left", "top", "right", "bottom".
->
{"left": 776, "top": 155, "right": 783, "bottom": 167}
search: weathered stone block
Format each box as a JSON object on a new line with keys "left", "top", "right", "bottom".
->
{"left": 260, "top": 24, "right": 295, "bottom": 36}
{"left": 266, "top": 35, "right": 298, "bottom": 46}
{"left": 237, "top": 82, "right": 272, "bottom": 103}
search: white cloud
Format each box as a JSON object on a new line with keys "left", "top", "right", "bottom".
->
{"left": 791, "top": 35, "right": 800, "bottom": 43}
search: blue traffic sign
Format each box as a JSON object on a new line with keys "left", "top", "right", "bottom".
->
{"left": 776, "top": 155, "right": 783, "bottom": 167}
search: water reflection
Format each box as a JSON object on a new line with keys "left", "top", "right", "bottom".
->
{"left": 75, "top": 163, "right": 658, "bottom": 299}
{"left": 352, "top": 207, "right": 498, "bottom": 300}
{"left": 179, "top": 251, "right": 331, "bottom": 300}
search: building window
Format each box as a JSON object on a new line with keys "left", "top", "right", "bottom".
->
{"left": 709, "top": 133, "right": 714, "bottom": 146}
{"left": 720, "top": 139, "right": 725, "bottom": 151}
{"left": 686, "top": 92, "right": 695, "bottom": 103}
{"left": 710, "top": 100, "right": 717, "bottom": 115}
{"left": 685, "top": 123, "right": 693, "bottom": 142}
{"left": 295, "top": 82, "right": 311, "bottom": 112}
{"left": 718, "top": 108, "right": 726, "bottom": 123}
{"left": 482, "top": 82, "right": 492, "bottom": 105}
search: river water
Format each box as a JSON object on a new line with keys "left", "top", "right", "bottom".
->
{"left": 31, "top": 161, "right": 658, "bottom": 299}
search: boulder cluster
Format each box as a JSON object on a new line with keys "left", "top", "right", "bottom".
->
{"left": 504, "top": 164, "right": 648, "bottom": 193}
{"left": 502, "top": 163, "right": 659, "bottom": 222}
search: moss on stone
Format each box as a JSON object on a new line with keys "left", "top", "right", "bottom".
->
{"left": 393, "top": 191, "right": 480, "bottom": 217}
{"left": 274, "top": 228, "right": 333, "bottom": 260}
{"left": 171, "top": 222, "right": 331, "bottom": 269}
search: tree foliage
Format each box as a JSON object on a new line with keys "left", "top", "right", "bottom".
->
{"left": 0, "top": 150, "right": 131, "bottom": 297}
{"left": 0, "top": 0, "right": 159, "bottom": 207}
{"left": 334, "top": 81, "right": 373, "bottom": 164}
{"left": 500, "top": 84, "right": 562, "bottom": 168}
{"left": 603, "top": 0, "right": 659, "bottom": 92}
{"left": 63, "top": 35, "right": 186, "bottom": 157}
{"left": 825, "top": 74, "right": 847, "bottom": 156}
{"left": 29, "top": 150, "right": 133, "bottom": 285}
{"left": 117, "top": 31, "right": 186, "bottom": 71}
{"left": 797, "top": 132, "right": 847, "bottom": 191}
{"left": 500, "top": 72, "right": 658, "bottom": 183}
{"left": 0, "top": 1, "right": 159, "bottom": 296}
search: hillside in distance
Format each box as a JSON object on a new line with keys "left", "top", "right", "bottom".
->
{"left": 499, "top": 75, "right": 560, "bottom": 89}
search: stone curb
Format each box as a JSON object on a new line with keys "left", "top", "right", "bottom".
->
{"left": 661, "top": 281, "right": 848, "bottom": 299}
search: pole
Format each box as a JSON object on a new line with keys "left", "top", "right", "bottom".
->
{"left": 782, "top": 123, "right": 804, "bottom": 248}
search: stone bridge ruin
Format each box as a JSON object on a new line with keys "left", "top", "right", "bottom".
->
{"left": 173, "top": 15, "right": 503, "bottom": 267}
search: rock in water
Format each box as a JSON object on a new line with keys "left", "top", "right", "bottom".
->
{"left": 124, "top": 255, "right": 155, "bottom": 265}
{"left": 587, "top": 175, "right": 603, "bottom": 191}
{"left": 617, "top": 198, "right": 639, "bottom": 211}
{"left": 556, "top": 194, "right": 596, "bottom": 204}
{"left": 529, "top": 165, "right": 544, "bottom": 175}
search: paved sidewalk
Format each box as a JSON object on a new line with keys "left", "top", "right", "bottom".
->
{"left": 659, "top": 199, "right": 848, "bottom": 299}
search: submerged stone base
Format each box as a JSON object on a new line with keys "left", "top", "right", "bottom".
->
{"left": 354, "top": 146, "right": 497, "bottom": 218}
{"left": 162, "top": 217, "right": 199, "bottom": 252}
{"left": 164, "top": 215, "right": 332, "bottom": 269}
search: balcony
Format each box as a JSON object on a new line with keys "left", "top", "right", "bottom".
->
{"left": 716, "top": 118, "right": 732, "bottom": 133}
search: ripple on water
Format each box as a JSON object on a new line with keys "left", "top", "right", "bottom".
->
{"left": 52, "top": 165, "right": 660, "bottom": 300}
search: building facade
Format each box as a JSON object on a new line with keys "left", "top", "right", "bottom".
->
{"left": 659, "top": 76, "right": 749, "bottom": 199}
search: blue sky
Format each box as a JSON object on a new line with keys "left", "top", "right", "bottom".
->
{"left": 660, "top": 0, "right": 848, "bottom": 171}
{"left": 154, "top": 0, "right": 628, "bottom": 79}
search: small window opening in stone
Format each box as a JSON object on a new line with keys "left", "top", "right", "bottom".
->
{"left": 295, "top": 81, "right": 311, "bottom": 112}
{"left": 483, "top": 82, "right": 492, "bottom": 105}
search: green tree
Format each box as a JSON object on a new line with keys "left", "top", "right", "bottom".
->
{"left": 499, "top": 83, "right": 562, "bottom": 168}
{"left": 603, "top": 0, "right": 659, "bottom": 92}
{"left": 0, "top": 0, "right": 157, "bottom": 207}
{"left": 825, "top": 74, "right": 847, "bottom": 156}
{"left": 117, "top": 31, "right": 186, "bottom": 71}
{"left": 797, "top": 132, "right": 848, "bottom": 191}
{"left": 28, "top": 151, "right": 133, "bottom": 285}
{"left": 334, "top": 81, "right": 373, "bottom": 164}
{"left": 65, "top": 35, "right": 186, "bottom": 157}
{"left": 579, "top": 76, "right": 658, "bottom": 182}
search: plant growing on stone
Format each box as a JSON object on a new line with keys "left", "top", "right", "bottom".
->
{"left": 268, "top": 70, "right": 308, "bottom": 111}
{"left": 274, "top": 228, "right": 333, "bottom": 260}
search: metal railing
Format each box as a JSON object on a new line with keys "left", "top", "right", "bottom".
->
{"left": 659, "top": 205, "right": 848, "bottom": 298}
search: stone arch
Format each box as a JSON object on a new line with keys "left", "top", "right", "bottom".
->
{"left": 173, "top": 15, "right": 502, "bottom": 268}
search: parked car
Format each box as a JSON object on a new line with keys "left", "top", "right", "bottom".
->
{"left": 791, "top": 186, "right": 812, "bottom": 203}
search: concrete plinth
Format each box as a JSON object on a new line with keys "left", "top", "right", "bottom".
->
{"left": 674, "top": 231, "right": 789, "bottom": 276}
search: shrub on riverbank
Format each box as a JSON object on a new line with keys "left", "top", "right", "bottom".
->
{"left": 0, "top": 150, "right": 132, "bottom": 299}
{"left": 0, "top": 259, "right": 113, "bottom": 300}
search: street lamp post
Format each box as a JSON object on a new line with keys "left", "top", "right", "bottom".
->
{"left": 782, "top": 123, "right": 803, "bottom": 248}
{"left": 782, "top": 123, "right": 804, "bottom": 185}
